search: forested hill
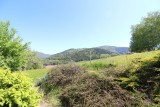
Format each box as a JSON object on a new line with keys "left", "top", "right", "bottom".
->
{"left": 48, "top": 47, "right": 119, "bottom": 62}
{"left": 97, "top": 45, "right": 129, "bottom": 54}
{"left": 36, "top": 52, "right": 51, "bottom": 58}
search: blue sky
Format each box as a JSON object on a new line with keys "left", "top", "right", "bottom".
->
{"left": 1, "top": 0, "right": 160, "bottom": 54}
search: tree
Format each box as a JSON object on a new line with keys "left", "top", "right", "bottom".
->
{"left": 25, "top": 51, "right": 43, "bottom": 70}
{"left": 0, "top": 21, "right": 29, "bottom": 71}
{"left": 130, "top": 11, "right": 160, "bottom": 52}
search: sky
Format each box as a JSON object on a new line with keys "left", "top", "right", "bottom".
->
{"left": 0, "top": 0, "right": 160, "bottom": 54}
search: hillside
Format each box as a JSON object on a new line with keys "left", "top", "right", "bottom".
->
{"left": 36, "top": 52, "right": 51, "bottom": 58}
{"left": 79, "top": 50, "right": 160, "bottom": 70}
{"left": 97, "top": 45, "right": 129, "bottom": 54}
{"left": 46, "top": 46, "right": 129, "bottom": 65}
{"left": 48, "top": 48, "right": 115, "bottom": 63}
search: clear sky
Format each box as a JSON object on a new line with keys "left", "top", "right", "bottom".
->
{"left": 1, "top": 0, "right": 160, "bottom": 54}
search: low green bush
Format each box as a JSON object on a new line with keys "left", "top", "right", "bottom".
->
{"left": 118, "top": 54, "right": 160, "bottom": 105}
{"left": 0, "top": 68, "right": 42, "bottom": 107}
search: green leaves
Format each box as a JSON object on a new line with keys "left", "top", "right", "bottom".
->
{"left": 118, "top": 54, "right": 160, "bottom": 105}
{"left": 0, "top": 21, "right": 29, "bottom": 71}
{"left": 130, "top": 11, "right": 160, "bottom": 52}
{"left": 0, "top": 68, "right": 42, "bottom": 107}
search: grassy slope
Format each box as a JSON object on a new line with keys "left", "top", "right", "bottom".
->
{"left": 78, "top": 50, "right": 160, "bottom": 70}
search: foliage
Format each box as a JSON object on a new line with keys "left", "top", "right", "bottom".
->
{"left": 130, "top": 11, "right": 160, "bottom": 52}
{"left": 118, "top": 54, "right": 160, "bottom": 105}
{"left": 0, "top": 55, "right": 8, "bottom": 69}
{"left": 39, "top": 64, "right": 142, "bottom": 107}
{"left": 0, "top": 68, "right": 42, "bottom": 107}
{"left": 25, "top": 51, "right": 43, "bottom": 70}
{"left": 0, "top": 21, "right": 29, "bottom": 71}
{"left": 82, "top": 62, "right": 116, "bottom": 70}
{"left": 39, "top": 64, "right": 85, "bottom": 93}
{"left": 42, "top": 86, "right": 61, "bottom": 107}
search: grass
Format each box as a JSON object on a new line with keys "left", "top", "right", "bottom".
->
{"left": 78, "top": 50, "right": 160, "bottom": 70}
{"left": 22, "top": 68, "right": 50, "bottom": 83}
{"left": 44, "top": 87, "right": 61, "bottom": 107}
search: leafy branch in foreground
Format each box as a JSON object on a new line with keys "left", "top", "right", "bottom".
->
{"left": 0, "top": 68, "right": 42, "bottom": 107}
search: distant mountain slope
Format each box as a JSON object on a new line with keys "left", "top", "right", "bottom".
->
{"left": 36, "top": 52, "right": 51, "bottom": 58}
{"left": 97, "top": 46, "right": 129, "bottom": 54}
{"left": 48, "top": 48, "right": 116, "bottom": 62}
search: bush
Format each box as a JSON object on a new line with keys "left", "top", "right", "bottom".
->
{"left": 40, "top": 64, "right": 142, "bottom": 107}
{"left": 0, "top": 68, "right": 42, "bottom": 107}
{"left": 40, "top": 64, "right": 85, "bottom": 93}
{"left": 60, "top": 74, "right": 142, "bottom": 107}
{"left": 118, "top": 54, "right": 160, "bottom": 105}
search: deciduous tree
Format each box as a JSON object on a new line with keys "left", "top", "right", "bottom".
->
{"left": 0, "top": 21, "right": 29, "bottom": 71}
{"left": 130, "top": 11, "right": 160, "bottom": 52}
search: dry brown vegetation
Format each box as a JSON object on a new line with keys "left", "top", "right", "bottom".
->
{"left": 39, "top": 65, "right": 142, "bottom": 107}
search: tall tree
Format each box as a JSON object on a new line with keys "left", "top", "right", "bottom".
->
{"left": 0, "top": 21, "right": 29, "bottom": 71}
{"left": 130, "top": 11, "right": 160, "bottom": 52}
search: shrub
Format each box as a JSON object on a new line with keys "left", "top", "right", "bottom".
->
{"left": 40, "top": 64, "right": 142, "bottom": 107}
{"left": 60, "top": 74, "right": 142, "bottom": 107}
{"left": 40, "top": 64, "right": 85, "bottom": 93}
{"left": 118, "top": 54, "right": 160, "bottom": 105}
{"left": 0, "top": 68, "right": 42, "bottom": 107}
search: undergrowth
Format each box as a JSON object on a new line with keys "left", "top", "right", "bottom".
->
{"left": 39, "top": 64, "right": 143, "bottom": 107}
{"left": 117, "top": 54, "right": 160, "bottom": 106}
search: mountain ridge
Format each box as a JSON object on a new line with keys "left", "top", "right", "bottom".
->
{"left": 36, "top": 52, "right": 51, "bottom": 58}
